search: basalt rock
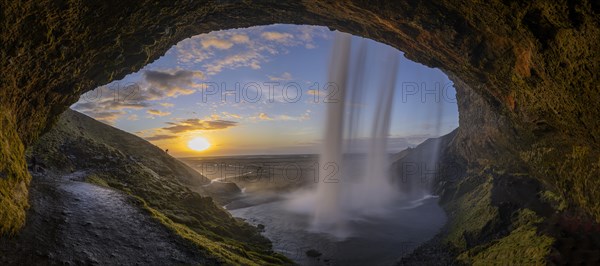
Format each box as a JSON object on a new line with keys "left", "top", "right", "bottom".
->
{"left": 1, "top": 0, "right": 598, "bottom": 249}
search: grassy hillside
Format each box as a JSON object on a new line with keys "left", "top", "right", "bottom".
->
{"left": 36, "top": 109, "right": 209, "bottom": 187}
{"left": 392, "top": 130, "right": 560, "bottom": 264}
{"left": 28, "top": 109, "right": 289, "bottom": 265}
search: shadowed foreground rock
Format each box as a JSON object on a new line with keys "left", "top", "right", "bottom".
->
{"left": 0, "top": 171, "right": 215, "bottom": 265}
{"left": 7, "top": 109, "right": 289, "bottom": 265}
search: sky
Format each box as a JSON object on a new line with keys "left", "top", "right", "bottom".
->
{"left": 72, "top": 24, "right": 459, "bottom": 157}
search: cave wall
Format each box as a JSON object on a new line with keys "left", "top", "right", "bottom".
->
{"left": 1, "top": 0, "right": 598, "bottom": 234}
{"left": 0, "top": 106, "right": 30, "bottom": 234}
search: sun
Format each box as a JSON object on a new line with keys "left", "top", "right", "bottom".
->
{"left": 188, "top": 137, "right": 211, "bottom": 152}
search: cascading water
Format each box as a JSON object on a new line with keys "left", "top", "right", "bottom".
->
{"left": 312, "top": 32, "right": 403, "bottom": 233}
{"left": 312, "top": 33, "right": 351, "bottom": 228}
{"left": 229, "top": 30, "right": 451, "bottom": 264}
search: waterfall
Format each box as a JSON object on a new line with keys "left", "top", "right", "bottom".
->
{"left": 312, "top": 32, "right": 402, "bottom": 233}
{"left": 312, "top": 32, "right": 351, "bottom": 227}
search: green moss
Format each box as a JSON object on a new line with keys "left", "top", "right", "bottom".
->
{"left": 521, "top": 144, "right": 600, "bottom": 222}
{"left": 458, "top": 209, "right": 554, "bottom": 265}
{"left": 513, "top": 208, "right": 544, "bottom": 226}
{"left": 441, "top": 168, "right": 558, "bottom": 264}
{"left": 131, "top": 196, "right": 288, "bottom": 266}
{"left": 558, "top": 146, "right": 600, "bottom": 221}
{"left": 540, "top": 190, "right": 567, "bottom": 212}
{"left": 443, "top": 174, "right": 498, "bottom": 249}
{"left": 85, "top": 174, "right": 109, "bottom": 188}
{"left": 29, "top": 110, "right": 291, "bottom": 265}
{"left": 0, "top": 107, "right": 31, "bottom": 235}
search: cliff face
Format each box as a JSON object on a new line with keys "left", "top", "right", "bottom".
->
{"left": 0, "top": 0, "right": 598, "bottom": 241}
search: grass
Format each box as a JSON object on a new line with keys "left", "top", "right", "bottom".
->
{"left": 440, "top": 165, "right": 556, "bottom": 264}
{"left": 443, "top": 173, "right": 498, "bottom": 249}
{"left": 85, "top": 174, "right": 109, "bottom": 188}
{"left": 90, "top": 160, "right": 290, "bottom": 265}
{"left": 458, "top": 209, "right": 554, "bottom": 265}
{"left": 131, "top": 196, "right": 288, "bottom": 266}
{"left": 28, "top": 109, "right": 291, "bottom": 265}
{"left": 97, "top": 168, "right": 290, "bottom": 265}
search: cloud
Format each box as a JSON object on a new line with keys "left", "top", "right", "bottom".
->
{"left": 203, "top": 51, "right": 262, "bottom": 75}
{"left": 276, "top": 113, "right": 310, "bottom": 121}
{"left": 230, "top": 34, "right": 250, "bottom": 44}
{"left": 146, "top": 109, "right": 171, "bottom": 117}
{"left": 174, "top": 25, "right": 330, "bottom": 77}
{"left": 201, "top": 38, "right": 234, "bottom": 50}
{"left": 258, "top": 112, "right": 273, "bottom": 120}
{"left": 75, "top": 25, "right": 332, "bottom": 123}
{"left": 141, "top": 117, "right": 239, "bottom": 143}
{"left": 127, "top": 114, "right": 139, "bottom": 121}
{"left": 268, "top": 72, "right": 293, "bottom": 81}
{"left": 261, "top": 31, "right": 294, "bottom": 43}
{"left": 296, "top": 25, "right": 329, "bottom": 49}
{"left": 80, "top": 110, "right": 126, "bottom": 124}
{"left": 75, "top": 91, "right": 151, "bottom": 111}
{"left": 145, "top": 134, "right": 178, "bottom": 141}
{"left": 147, "top": 86, "right": 196, "bottom": 99}
{"left": 144, "top": 70, "right": 203, "bottom": 89}
{"left": 72, "top": 69, "right": 204, "bottom": 122}
{"left": 307, "top": 89, "right": 320, "bottom": 95}
{"left": 72, "top": 70, "right": 203, "bottom": 122}
{"left": 141, "top": 70, "right": 204, "bottom": 102}
{"left": 306, "top": 89, "right": 326, "bottom": 101}
{"left": 251, "top": 110, "right": 310, "bottom": 121}
{"left": 163, "top": 118, "right": 238, "bottom": 133}
{"left": 221, "top": 112, "right": 242, "bottom": 119}
{"left": 73, "top": 86, "right": 152, "bottom": 123}
{"left": 175, "top": 37, "right": 212, "bottom": 64}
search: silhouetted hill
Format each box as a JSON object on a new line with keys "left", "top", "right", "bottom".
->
{"left": 25, "top": 109, "right": 289, "bottom": 265}
{"left": 33, "top": 109, "right": 209, "bottom": 186}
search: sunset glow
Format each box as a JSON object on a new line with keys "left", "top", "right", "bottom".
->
{"left": 187, "top": 137, "right": 211, "bottom": 152}
{"left": 72, "top": 24, "right": 458, "bottom": 157}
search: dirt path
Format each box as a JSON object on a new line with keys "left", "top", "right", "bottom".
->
{"left": 0, "top": 171, "right": 212, "bottom": 265}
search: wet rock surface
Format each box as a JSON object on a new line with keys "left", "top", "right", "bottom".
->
{"left": 0, "top": 171, "right": 210, "bottom": 265}
{"left": 397, "top": 236, "right": 458, "bottom": 266}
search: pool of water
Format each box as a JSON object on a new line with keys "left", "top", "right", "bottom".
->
{"left": 229, "top": 195, "right": 446, "bottom": 266}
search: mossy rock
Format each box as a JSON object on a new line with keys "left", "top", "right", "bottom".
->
{"left": 458, "top": 209, "right": 554, "bottom": 265}
{"left": 443, "top": 174, "right": 499, "bottom": 249}
{"left": 0, "top": 107, "right": 31, "bottom": 235}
